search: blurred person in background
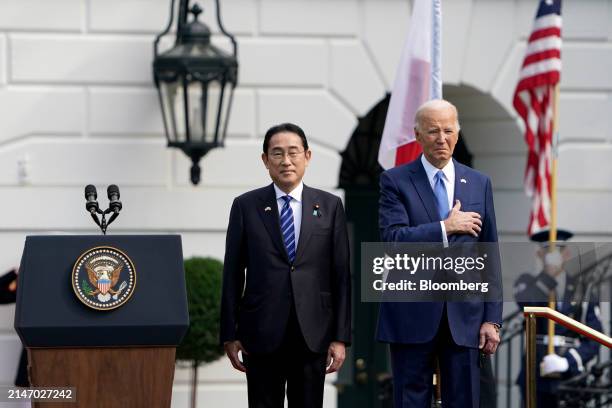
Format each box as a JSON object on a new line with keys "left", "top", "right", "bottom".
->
{"left": 514, "top": 229, "right": 602, "bottom": 408}
{"left": 0, "top": 268, "right": 28, "bottom": 388}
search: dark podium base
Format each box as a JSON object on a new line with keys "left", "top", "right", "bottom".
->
{"left": 28, "top": 347, "right": 176, "bottom": 408}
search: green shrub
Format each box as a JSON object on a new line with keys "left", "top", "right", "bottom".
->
{"left": 176, "top": 257, "right": 224, "bottom": 365}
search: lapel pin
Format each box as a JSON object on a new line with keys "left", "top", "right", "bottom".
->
{"left": 313, "top": 204, "right": 321, "bottom": 217}
{"left": 460, "top": 178, "right": 467, "bottom": 184}
{"left": 264, "top": 206, "right": 272, "bottom": 212}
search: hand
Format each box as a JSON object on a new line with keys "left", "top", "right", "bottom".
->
{"left": 8, "top": 268, "right": 18, "bottom": 292}
{"left": 326, "top": 341, "right": 346, "bottom": 374}
{"left": 479, "top": 322, "right": 500, "bottom": 355}
{"left": 443, "top": 201, "right": 482, "bottom": 237}
{"left": 540, "top": 353, "right": 569, "bottom": 376}
{"left": 224, "top": 340, "right": 248, "bottom": 372}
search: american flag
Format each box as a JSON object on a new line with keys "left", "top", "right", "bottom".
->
{"left": 513, "top": 0, "right": 562, "bottom": 235}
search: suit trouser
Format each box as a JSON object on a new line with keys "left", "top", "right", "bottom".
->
{"left": 243, "top": 308, "right": 327, "bottom": 408}
{"left": 389, "top": 308, "right": 480, "bottom": 408}
{"left": 520, "top": 389, "right": 560, "bottom": 408}
{"left": 479, "top": 355, "right": 496, "bottom": 408}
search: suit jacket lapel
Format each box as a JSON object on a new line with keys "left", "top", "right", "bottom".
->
{"left": 450, "top": 161, "right": 474, "bottom": 243}
{"left": 453, "top": 160, "right": 472, "bottom": 212}
{"left": 257, "top": 184, "right": 289, "bottom": 262}
{"left": 294, "top": 184, "right": 315, "bottom": 263}
{"left": 408, "top": 160, "right": 440, "bottom": 222}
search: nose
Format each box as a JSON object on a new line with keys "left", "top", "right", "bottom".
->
{"left": 435, "top": 132, "right": 446, "bottom": 143}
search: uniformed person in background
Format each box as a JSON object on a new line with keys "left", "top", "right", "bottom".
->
{"left": 0, "top": 268, "right": 28, "bottom": 388}
{"left": 514, "top": 229, "right": 603, "bottom": 408}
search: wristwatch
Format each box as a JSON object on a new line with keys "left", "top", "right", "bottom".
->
{"left": 486, "top": 322, "right": 501, "bottom": 332}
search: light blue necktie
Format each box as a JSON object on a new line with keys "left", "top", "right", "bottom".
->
{"left": 280, "top": 195, "right": 296, "bottom": 263}
{"left": 434, "top": 170, "right": 450, "bottom": 220}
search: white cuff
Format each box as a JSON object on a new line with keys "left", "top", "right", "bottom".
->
{"left": 440, "top": 221, "right": 448, "bottom": 248}
{"left": 540, "top": 354, "right": 569, "bottom": 375}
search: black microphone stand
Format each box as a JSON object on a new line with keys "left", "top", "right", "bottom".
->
{"left": 85, "top": 185, "right": 122, "bottom": 235}
{"left": 100, "top": 207, "right": 121, "bottom": 235}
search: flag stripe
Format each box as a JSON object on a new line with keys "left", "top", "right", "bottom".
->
{"left": 525, "top": 37, "right": 562, "bottom": 57}
{"left": 528, "top": 27, "right": 561, "bottom": 42}
{"left": 520, "top": 59, "right": 562, "bottom": 81}
{"left": 513, "top": 0, "right": 561, "bottom": 236}
{"left": 522, "top": 49, "right": 561, "bottom": 68}
{"left": 533, "top": 14, "right": 562, "bottom": 30}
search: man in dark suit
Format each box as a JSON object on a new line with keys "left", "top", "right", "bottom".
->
{"left": 220, "top": 123, "right": 351, "bottom": 408}
{"left": 377, "top": 100, "right": 502, "bottom": 407}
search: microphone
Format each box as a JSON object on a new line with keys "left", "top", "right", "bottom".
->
{"left": 107, "top": 185, "right": 122, "bottom": 214}
{"left": 85, "top": 185, "right": 99, "bottom": 214}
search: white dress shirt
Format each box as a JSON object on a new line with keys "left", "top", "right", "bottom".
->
{"left": 421, "top": 155, "right": 455, "bottom": 246}
{"left": 273, "top": 182, "right": 303, "bottom": 247}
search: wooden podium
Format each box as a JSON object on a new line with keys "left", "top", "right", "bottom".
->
{"left": 28, "top": 348, "right": 175, "bottom": 408}
{"left": 15, "top": 235, "right": 189, "bottom": 408}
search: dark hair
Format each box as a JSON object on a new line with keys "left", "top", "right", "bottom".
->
{"left": 263, "top": 123, "right": 309, "bottom": 153}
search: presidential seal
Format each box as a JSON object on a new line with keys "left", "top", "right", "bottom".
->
{"left": 72, "top": 246, "right": 136, "bottom": 310}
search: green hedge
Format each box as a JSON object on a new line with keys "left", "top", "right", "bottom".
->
{"left": 176, "top": 257, "right": 224, "bottom": 365}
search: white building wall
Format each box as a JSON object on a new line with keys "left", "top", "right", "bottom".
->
{"left": 0, "top": 1, "right": 611, "bottom": 407}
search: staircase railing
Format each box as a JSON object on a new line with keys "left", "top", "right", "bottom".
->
{"left": 494, "top": 309, "right": 524, "bottom": 408}
{"left": 523, "top": 307, "right": 612, "bottom": 408}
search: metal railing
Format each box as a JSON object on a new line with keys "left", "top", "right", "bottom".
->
{"left": 495, "top": 245, "right": 612, "bottom": 408}
{"left": 494, "top": 309, "right": 525, "bottom": 408}
{"left": 523, "top": 307, "right": 612, "bottom": 408}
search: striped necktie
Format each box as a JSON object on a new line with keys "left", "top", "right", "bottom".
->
{"left": 280, "top": 195, "right": 296, "bottom": 263}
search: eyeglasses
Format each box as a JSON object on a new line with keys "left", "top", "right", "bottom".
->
{"left": 268, "top": 150, "right": 306, "bottom": 161}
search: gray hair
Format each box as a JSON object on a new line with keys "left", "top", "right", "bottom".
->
{"left": 414, "top": 99, "right": 461, "bottom": 132}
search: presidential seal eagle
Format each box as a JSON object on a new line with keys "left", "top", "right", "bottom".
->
{"left": 86, "top": 264, "right": 123, "bottom": 303}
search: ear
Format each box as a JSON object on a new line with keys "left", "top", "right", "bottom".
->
{"left": 414, "top": 127, "right": 423, "bottom": 144}
{"left": 261, "top": 152, "right": 270, "bottom": 169}
{"left": 304, "top": 149, "right": 312, "bottom": 166}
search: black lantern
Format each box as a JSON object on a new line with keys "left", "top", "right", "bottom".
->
{"left": 153, "top": 0, "right": 238, "bottom": 185}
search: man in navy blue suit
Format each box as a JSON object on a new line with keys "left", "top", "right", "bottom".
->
{"left": 377, "top": 100, "right": 502, "bottom": 407}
